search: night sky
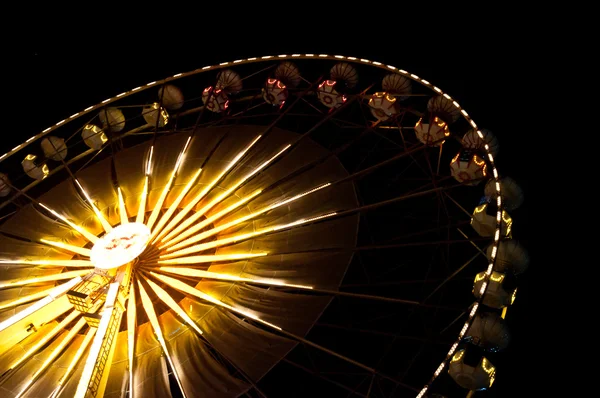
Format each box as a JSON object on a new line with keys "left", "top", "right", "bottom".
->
{"left": 4, "top": 30, "right": 534, "bottom": 397}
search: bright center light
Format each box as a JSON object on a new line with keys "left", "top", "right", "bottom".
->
{"left": 90, "top": 222, "right": 150, "bottom": 269}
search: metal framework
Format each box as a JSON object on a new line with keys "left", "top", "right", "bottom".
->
{"left": 0, "top": 54, "right": 517, "bottom": 398}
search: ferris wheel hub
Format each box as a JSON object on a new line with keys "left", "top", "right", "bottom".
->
{"left": 90, "top": 222, "right": 151, "bottom": 269}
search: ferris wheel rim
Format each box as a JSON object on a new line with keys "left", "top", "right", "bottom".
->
{"left": 0, "top": 54, "right": 508, "bottom": 398}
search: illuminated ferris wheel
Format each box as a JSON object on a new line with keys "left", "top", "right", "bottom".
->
{"left": 0, "top": 54, "right": 529, "bottom": 397}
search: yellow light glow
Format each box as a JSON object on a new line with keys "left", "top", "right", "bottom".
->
{"left": 0, "top": 276, "right": 81, "bottom": 332}
{"left": 146, "top": 146, "right": 154, "bottom": 176}
{"left": 160, "top": 189, "right": 262, "bottom": 250}
{"left": 163, "top": 182, "right": 331, "bottom": 251}
{"left": 15, "top": 316, "right": 87, "bottom": 398}
{"left": 451, "top": 349, "right": 465, "bottom": 363}
{"left": 161, "top": 211, "right": 336, "bottom": 259}
{"left": 90, "top": 222, "right": 151, "bottom": 270}
{"left": 150, "top": 272, "right": 282, "bottom": 331}
{"left": 8, "top": 310, "right": 80, "bottom": 371}
{"left": 39, "top": 203, "right": 99, "bottom": 244}
{"left": 74, "top": 282, "right": 120, "bottom": 398}
{"left": 158, "top": 144, "right": 291, "bottom": 245}
{"left": 40, "top": 238, "right": 91, "bottom": 257}
{"left": 148, "top": 168, "right": 202, "bottom": 242}
{"left": 156, "top": 267, "right": 313, "bottom": 290}
{"left": 0, "top": 258, "right": 93, "bottom": 267}
{"left": 144, "top": 277, "right": 203, "bottom": 335}
{"left": 146, "top": 136, "right": 192, "bottom": 231}
{"left": 136, "top": 176, "right": 149, "bottom": 224}
{"left": 137, "top": 280, "right": 188, "bottom": 398}
{"left": 158, "top": 252, "right": 267, "bottom": 265}
{"left": 0, "top": 269, "right": 90, "bottom": 289}
{"left": 51, "top": 326, "right": 97, "bottom": 398}
{"left": 153, "top": 135, "right": 262, "bottom": 243}
{"left": 127, "top": 283, "right": 136, "bottom": 398}
{"left": 74, "top": 179, "right": 113, "bottom": 233}
{"left": 118, "top": 187, "right": 129, "bottom": 225}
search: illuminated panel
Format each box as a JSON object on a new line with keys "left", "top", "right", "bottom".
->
{"left": 0, "top": 269, "right": 90, "bottom": 289}
{"left": 144, "top": 277, "right": 203, "bottom": 335}
{"left": 136, "top": 176, "right": 149, "bottom": 224}
{"left": 126, "top": 283, "right": 136, "bottom": 398}
{"left": 162, "top": 183, "right": 331, "bottom": 251}
{"left": 151, "top": 273, "right": 281, "bottom": 331}
{"left": 7, "top": 310, "right": 80, "bottom": 372}
{"left": 15, "top": 317, "right": 88, "bottom": 398}
{"left": 157, "top": 267, "right": 313, "bottom": 290}
{"left": 158, "top": 144, "right": 290, "bottom": 244}
{"left": 74, "top": 179, "right": 113, "bottom": 233}
{"left": 0, "top": 277, "right": 81, "bottom": 327}
{"left": 148, "top": 168, "right": 202, "bottom": 242}
{"left": 146, "top": 136, "right": 191, "bottom": 231}
{"left": 90, "top": 223, "right": 150, "bottom": 270}
{"left": 38, "top": 203, "right": 98, "bottom": 244}
{"left": 0, "top": 259, "right": 93, "bottom": 267}
{"left": 160, "top": 189, "right": 261, "bottom": 250}
{"left": 158, "top": 252, "right": 267, "bottom": 265}
{"left": 0, "top": 287, "right": 77, "bottom": 312}
{"left": 161, "top": 212, "right": 336, "bottom": 259}
{"left": 137, "top": 281, "right": 187, "bottom": 398}
{"left": 50, "top": 327, "right": 97, "bottom": 398}
{"left": 117, "top": 187, "right": 129, "bottom": 225}
{"left": 40, "top": 238, "right": 92, "bottom": 256}
{"left": 74, "top": 282, "right": 123, "bottom": 398}
{"left": 153, "top": 135, "right": 262, "bottom": 243}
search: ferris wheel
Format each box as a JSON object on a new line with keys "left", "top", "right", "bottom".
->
{"left": 0, "top": 54, "right": 529, "bottom": 398}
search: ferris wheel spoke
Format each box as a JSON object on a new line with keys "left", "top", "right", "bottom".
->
{"left": 126, "top": 279, "right": 136, "bottom": 398}
{"left": 151, "top": 272, "right": 419, "bottom": 393}
{"left": 117, "top": 186, "right": 129, "bottom": 225}
{"left": 149, "top": 268, "right": 457, "bottom": 310}
{"left": 50, "top": 325, "right": 97, "bottom": 398}
{"left": 155, "top": 142, "right": 291, "bottom": 246}
{"left": 145, "top": 135, "right": 192, "bottom": 231}
{"left": 74, "top": 280, "right": 126, "bottom": 398}
{"left": 422, "top": 251, "right": 482, "bottom": 303}
{"left": 281, "top": 358, "right": 370, "bottom": 398}
{"left": 39, "top": 238, "right": 92, "bottom": 257}
{"left": 14, "top": 316, "right": 88, "bottom": 398}
{"left": 153, "top": 134, "right": 262, "bottom": 243}
{"left": 136, "top": 280, "right": 187, "bottom": 398}
{"left": 0, "top": 269, "right": 90, "bottom": 290}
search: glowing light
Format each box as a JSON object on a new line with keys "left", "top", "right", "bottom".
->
{"left": 148, "top": 167, "right": 202, "bottom": 242}
{"left": 136, "top": 176, "right": 149, "bottom": 224}
{"left": 145, "top": 277, "right": 203, "bottom": 335}
{"left": 163, "top": 182, "right": 331, "bottom": 251}
{"left": 137, "top": 281, "right": 187, "bottom": 398}
{"left": 15, "top": 317, "right": 87, "bottom": 398}
{"left": 8, "top": 310, "right": 80, "bottom": 371}
{"left": 151, "top": 273, "right": 282, "bottom": 331}
{"left": 158, "top": 252, "right": 267, "bottom": 264}
{"left": 153, "top": 135, "right": 262, "bottom": 243}
{"left": 159, "top": 144, "right": 291, "bottom": 245}
{"left": 51, "top": 326, "right": 96, "bottom": 398}
{"left": 0, "top": 258, "right": 92, "bottom": 267}
{"left": 0, "top": 269, "right": 90, "bottom": 289}
{"left": 39, "top": 202, "right": 99, "bottom": 243}
{"left": 127, "top": 283, "right": 136, "bottom": 398}
{"left": 157, "top": 267, "right": 313, "bottom": 290}
{"left": 40, "top": 238, "right": 91, "bottom": 256}
{"left": 118, "top": 187, "right": 129, "bottom": 225}
{"left": 90, "top": 222, "right": 150, "bottom": 269}
{"left": 0, "top": 276, "right": 81, "bottom": 332}
{"left": 160, "top": 189, "right": 262, "bottom": 250}
{"left": 146, "top": 136, "right": 192, "bottom": 231}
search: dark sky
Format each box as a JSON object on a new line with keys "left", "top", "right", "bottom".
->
{"left": 4, "top": 29, "right": 535, "bottom": 397}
